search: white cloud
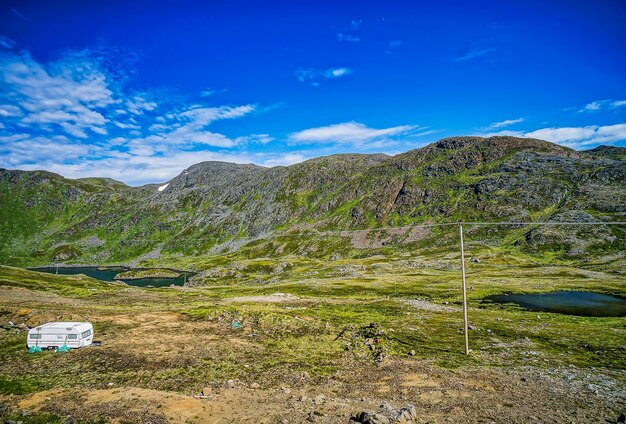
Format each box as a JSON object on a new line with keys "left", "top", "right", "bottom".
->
{"left": 483, "top": 123, "right": 626, "bottom": 149}
{"left": 409, "top": 129, "right": 439, "bottom": 137}
{"left": 337, "top": 20, "right": 362, "bottom": 43}
{"left": 200, "top": 88, "right": 215, "bottom": 97}
{"left": 132, "top": 105, "right": 256, "bottom": 149}
{"left": 114, "top": 122, "right": 141, "bottom": 130}
{"left": 126, "top": 96, "right": 157, "bottom": 115}
{"left": 327, "top": 68, "right": 350, "bottom": 78}
{"left": 0, "top": 50, "right": 115, "bottom": 137}
{"left": 337, "top": 33, "right": 360, "bottom": 43}
{"left": 0, "top": 133, "right": 96, "bottom": 167}
{"left": 524, "top": 127, "right": 597, "bottom": 143}
{"left": 350, "top": 20, "right": 362, "bottom": 30}
{"left": 581, "top": 100, "right": 605, "bottom": 112}
{"left": 236, "top": 133, "right": 273, "bottom": 145}
{"left": 290, "top": 121, "right": 418, "bottom": 146}
{"left": 486, "top": 118, "right": 524, "bottom": 129}
{"left": 16, "top": 150, "right": 255, "bottom": 185}
{"left": 295, "top": 67, "right": 352, "bottom": 84}
{"left": 177, "top": 105, "right": 254, "bottom": 125}
{"left": 262, "top": 153, "right": 306, "bottom": 167}
{"left": 8, "top": 147, "right": 313, "bottom": 186}
{"left": 579, "top": 99, "right": 626, "bottom": 112}
{"left": 0, "top": 44, "right": 272, "bottom": 185}
{"left": 0, "top": 36, "right": 16, "bottom": 50}
{"left": 200, "top": 87, "right": 227, "bottom": 97}
{"left": 0, "top": 104, "right": 21, "bottom": 117}
{"left": 452, "top": 45, "right": 496, "bottom": 62}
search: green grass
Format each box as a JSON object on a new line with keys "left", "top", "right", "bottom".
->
{"left": 0, "top": 265, "right": 120, "bottom": 297}
{"left": 0, "top": 251, "right": 624, "bottom": 397}
{"left": 0, "top": 375, "right": 43, "bottom": 395}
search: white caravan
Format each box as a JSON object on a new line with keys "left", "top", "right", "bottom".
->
{"left": 27, "top": 322, "right": 94, "bottom": 350}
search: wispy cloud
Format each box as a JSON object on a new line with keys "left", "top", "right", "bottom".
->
{"left": 579, "top": 99, "right": 626, "bottom": 113}
{"left": 337, "top": 20, "right": 362, "bottom": 43}
{"left": 130, "top": 104, "right": 256, "bottom": 151}
{"left": 295, "top": 67, "right": 352, "bottom": 85}
{"left": 483, "top": 123, "right": 626, "bottom": 149}
{"left": 408, "top": 129, "right": 439, "bottom": 137}
{"left": 485, "top": 118, "right": 524, "bottom": 129}
{"left": 11, "top": 8, "right": 27, "bottom": 20}
{"left": 0, "top": 43, "right": 275, "bottom": 185}
{"left": 290, "top": 121, "right": 418, "bottom": 148}
{"left": 385, "top": 40, "right": 403, "bottom": 55}
{"left": 0, "top": 50, "right": 117, "bottom": 138}
{"left": 337, "top": 33, "right": 360, "bottom": 43}
{"left": 327, "top": 68, "right": 350, "bottom": 77}
{"left": 453, "top": 44, "right": 497, "bottom": 62}
{"left": 581, "top": 100, "right": 607, "bottom": 112}
{"left": 0, "top": 36, "right": 16, "bottom": 50}
{"left": 262, "top": 152, "right": 306, "bottom": 167}
{"left": 200, "top": 87, "right": 227, "bottom": 97}
{"left": 200, "top": 88, "right": 216, "bottom": 97}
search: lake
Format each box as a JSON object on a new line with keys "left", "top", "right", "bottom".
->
{"left": 485, "top": 291, "right": 626, "bottom": 317}
{"left": 32, "top": 266, "right": 190, "bottom": 288}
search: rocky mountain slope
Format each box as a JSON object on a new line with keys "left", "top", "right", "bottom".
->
{"left": 1, "top": 136, "right": 625, "bottom": 266}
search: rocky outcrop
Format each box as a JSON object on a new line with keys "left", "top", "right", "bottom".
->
{"left": 350, "top": 403, "right": 417, "bottom": 423}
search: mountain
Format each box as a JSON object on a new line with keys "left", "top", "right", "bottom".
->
{"left": 1, "top": 136, "right": 625, "bottom": 267}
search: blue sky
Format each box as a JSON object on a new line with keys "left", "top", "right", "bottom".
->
{"left": 1, "top": 0, "right": 625, "bottom": 185}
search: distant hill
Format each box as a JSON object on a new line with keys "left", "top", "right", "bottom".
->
{"left": 583, "top": 145, "right": 626, "bottom": 160}
{"left": 75, "top": 177, "right": 129, "bottom": 190}
{"left": 1, "top": 136, "right": 624, "bottom": 266}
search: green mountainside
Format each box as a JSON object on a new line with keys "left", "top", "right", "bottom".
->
{"left": 1, "top": 136, "right": 625, "bottom": 268}
{"left": 583, "top": 145, "right": 626, "bottom": 160}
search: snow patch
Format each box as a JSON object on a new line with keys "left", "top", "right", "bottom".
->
{"left": 157, "top": 183, "right": 170, "bottom": 192}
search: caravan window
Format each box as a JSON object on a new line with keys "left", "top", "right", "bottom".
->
{"left": 67, "top": 334, "right": 78, "bottom": 340}
{"left": 81, "top": 329, "right": 92, "bottom": 338}
{"left": 29, "top": 334, "right": 41, "bottom": 339}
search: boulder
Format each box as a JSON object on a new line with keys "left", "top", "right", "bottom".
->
{"left": 350, "top": 404, "right": 417, "bottom": 423}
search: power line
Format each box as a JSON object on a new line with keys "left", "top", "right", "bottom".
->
{"left": 458, "top": 221, "right": 626, "bottom": 226}
{"left": 99, "top": 221, "right": 626, "bottom": 244}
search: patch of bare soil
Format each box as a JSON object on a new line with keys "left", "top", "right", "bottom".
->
{"left": 348, "top": 226, "right": 432, "bottom": 249}
{"left": 404, "top": 299, "right": 457, "bottom": 313}
{"left": 12, "top": 360, "right": 625, "bottom": 424}
{"left": 0, "top": 286, "right": 85, "bottom": 308}
{"left": 227, "top": 292, "right": 302, "bottom": 303}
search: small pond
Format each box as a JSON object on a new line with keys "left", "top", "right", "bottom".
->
{"left": 31, "top": 266, "right": 191, "bottom": 288}
{"left": 485, "top": 291, "right": 626, "bottom": 317}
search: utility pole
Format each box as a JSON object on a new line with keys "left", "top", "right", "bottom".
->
{"left": 459, "top": 223, "right": 470, "bottom": 355}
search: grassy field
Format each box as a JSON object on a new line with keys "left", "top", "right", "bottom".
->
{"left": 0, "top": 247, "right": 625, "bottom": 423}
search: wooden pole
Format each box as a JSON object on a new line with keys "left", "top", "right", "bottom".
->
{"left": 459, "top": 223, "right": 470, "bottom": 355}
